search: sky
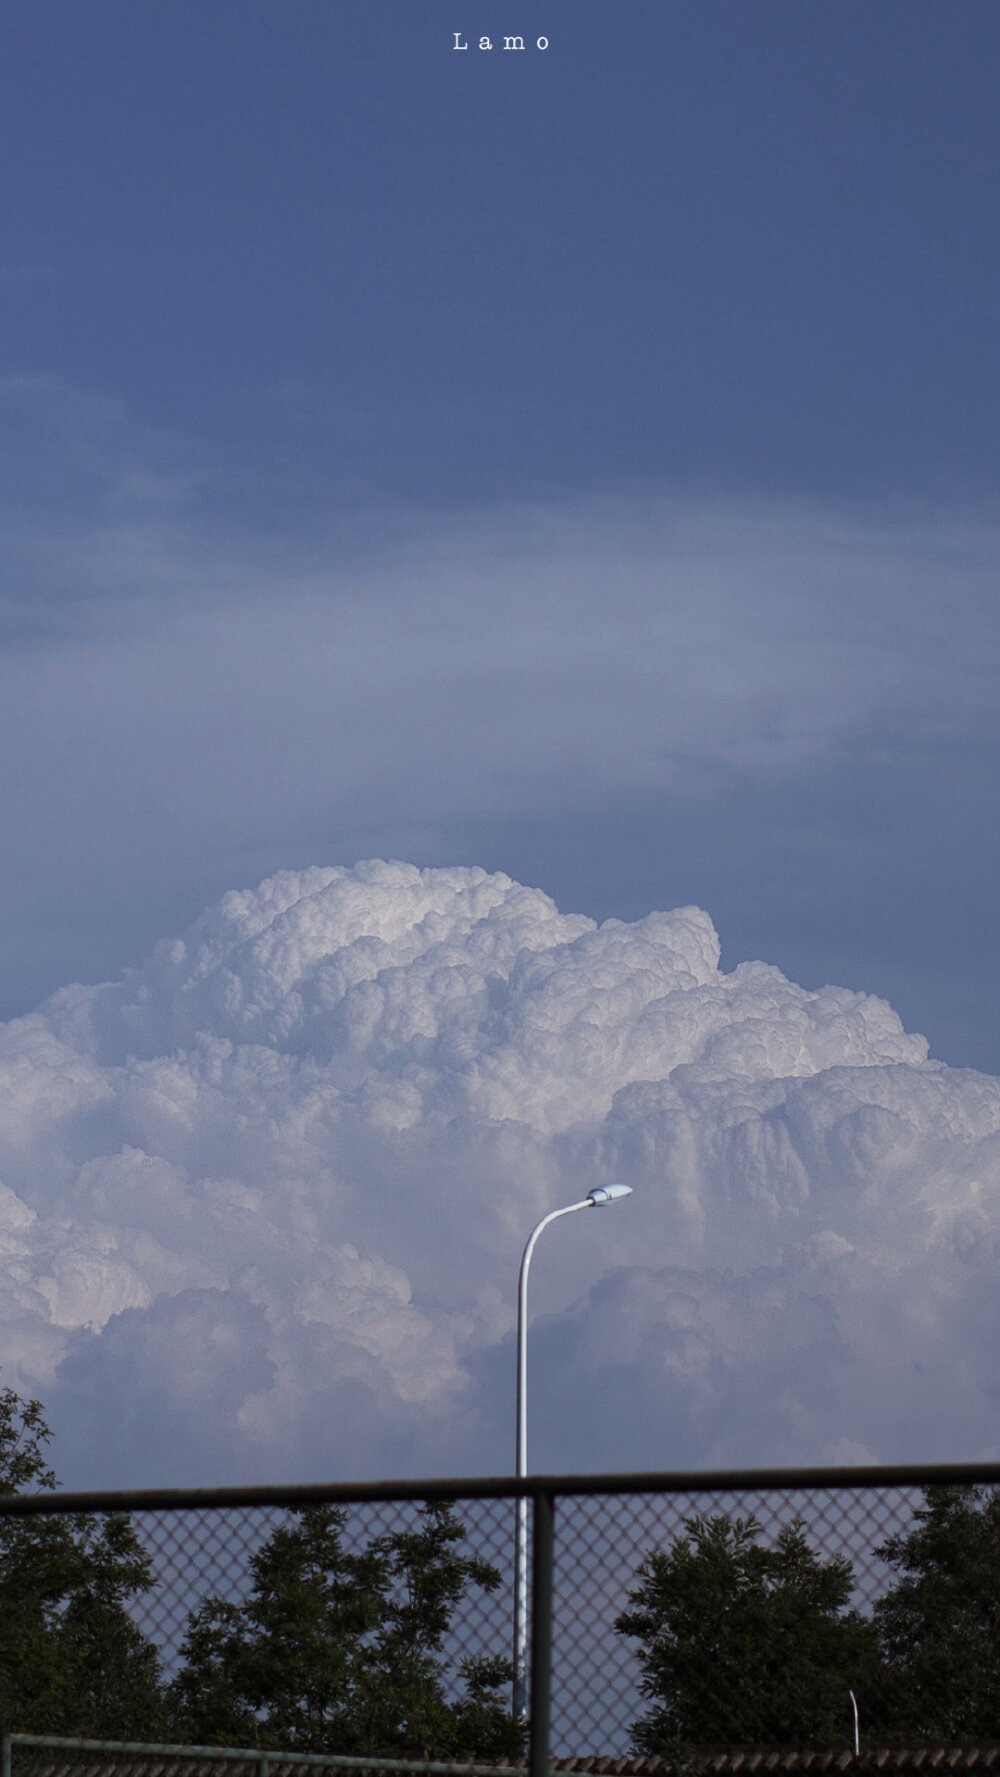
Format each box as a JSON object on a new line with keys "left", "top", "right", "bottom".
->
{"left": 1, "top": 1, "right": 999, "bottom": 1486}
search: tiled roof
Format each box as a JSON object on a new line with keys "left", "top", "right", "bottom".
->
{"left": 544, "top": 1752, "right": 1000, "bottom": 1775}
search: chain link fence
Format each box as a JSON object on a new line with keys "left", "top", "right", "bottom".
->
{"left": 3, "top": 1465, "right": 1000, "bottom": 1771}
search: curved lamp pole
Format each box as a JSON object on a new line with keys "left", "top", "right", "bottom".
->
{"left": 512, "top": 1182, "right": 633, "bottom": 1720}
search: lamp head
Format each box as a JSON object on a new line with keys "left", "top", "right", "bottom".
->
{"left": 586, "top": 1183, "right": 633, "bottom": 1207}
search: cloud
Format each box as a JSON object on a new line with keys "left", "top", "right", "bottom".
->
{"left": 0, "top": 380, "right": 997, "bottom": 1076}
{"left": 0, "top": 860, "right": 996, "bottom": 1485}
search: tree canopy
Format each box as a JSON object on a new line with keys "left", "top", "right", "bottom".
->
{"left": 617, "top": 1488, "right": 1000, "bottom": 1753}
{"left": 0, "top": 1384, "right": 165, "bottom": 1737}
{"left": 867, "top": 1484, "right": 1000, "bottom": 1742}
{"left": 616, "top": 1513, "right": 878, "bottom": 1753}
{"left": 3, "top": 1373, "right": 1000, "bottom": 1759}
{"left": 169, "top": 1501, "right": 523, "bottom": 1759}
{"left": 0, "top": 1380, "right": 521, "bottom": 1758}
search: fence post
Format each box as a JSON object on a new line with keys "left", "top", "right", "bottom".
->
{"left": 1, "top": 1734, "right": 10, "bottom": 1777}
{"left": 529, "top": 1484, "right": 555, "bottom": 1777}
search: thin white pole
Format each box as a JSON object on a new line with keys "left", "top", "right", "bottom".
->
{"left": 512, "top": 1198, "right": 594, "bottom": 1722}
{"left": 849, "top": 1690, "right": 859, "bottom": 1757}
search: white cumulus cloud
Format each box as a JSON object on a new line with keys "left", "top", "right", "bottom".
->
{"left": 0, "top": 860, "right": 996, "bottom": 1485}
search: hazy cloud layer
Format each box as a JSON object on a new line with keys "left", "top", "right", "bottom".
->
{"left": 2, "top": 380, "right": 998, "bottom": 1080}
{"left": 0, "top": 861, "right": 996, "bottom": 1485}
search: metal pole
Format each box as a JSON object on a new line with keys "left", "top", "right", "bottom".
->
{"left": 528, "top": 1485, "right": 555, "bottom": 1777}
{"left": 513, "top": 1199, "right": 593, "bottom": 1721}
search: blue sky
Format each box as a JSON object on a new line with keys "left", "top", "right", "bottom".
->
{"left": 2, "top": 0, "right": 999, "bottom": 1073}
{"left": 2, "top": 3, "right": 1000, "bottom": 1491}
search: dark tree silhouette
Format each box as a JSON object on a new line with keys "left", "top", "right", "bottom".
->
{"left": 0, "top": 1384, "right": 165, "bottom": 1736}
{"left": 170, "top": 1500, "right": 523, "bottom": 1760}
{"left": 616, "top": 1513, "right": 878, "bottom": 1753}
{"left": 868, "top": 1484, "right": 1000, "bottom": 1741}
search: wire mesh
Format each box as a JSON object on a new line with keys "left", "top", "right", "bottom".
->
{"left": 552, "top": 1484, "right": 926, "bottom": 1755}
{"left": 1, "top": 1469, "right": 1000, "bottom": 1765}
{"left": 122, "top": 1497, "right": 518, "bottom": 1687}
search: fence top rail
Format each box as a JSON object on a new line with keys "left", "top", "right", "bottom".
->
{"left": 0, "top": 1736, "right": 517, "bottom": 1777}
{"left": 0, "top": 1460, "right": 999, "bottom": 1518}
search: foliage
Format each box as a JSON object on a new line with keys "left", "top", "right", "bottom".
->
{"left": 169, "top": 1501, "right": 524, "bottom": 1759}
{"left": 0, "top": 1384, "right": 165, "bottom": 1736}
{"left": 616, "top": 1513, "right": 878, "bottom": 1752}
{"left": 0, "top": 1385, "right": 59, "bottom": 1494}
{"left": 15, "top": 1366, "right": 1000, "bottom": 1758}
{"left": 0, "top": 1382, "right": 519, "bottom": 1757}
{"left": 866, "top": 1484, "right": 1000, "bottom": 1741}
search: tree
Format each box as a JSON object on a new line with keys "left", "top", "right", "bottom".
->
{"left": 867, "top": 1484, "right": 1000, "bottom": 1742}
{"left": 0, "top": 1383, "right": 166, "bottom": 1737}
{"left": 616, "top": 1513, "right": 878, "bottom": 1752}
{"left": 170, "top": 1501, "right": 523, "bottom": 1760}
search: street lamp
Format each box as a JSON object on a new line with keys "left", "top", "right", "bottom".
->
{"left": 512, "top": 1182, "right": 633, "bottom": 1720}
